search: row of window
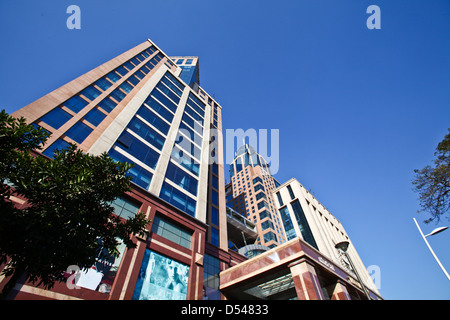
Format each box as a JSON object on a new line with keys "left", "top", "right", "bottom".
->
{"left": 100, "top": 70, "right": 202, "bottom": 218}
{"left": 175, "top": 58, "right": 194, "bottom": 65}
{"left": 208, "top": 104, "right": 220, "bottom": 244}
{"left": 108, "top": 148, "right": 153, "bottom": 190}
{"left": 109, "top": 71, "right": 186, "bottom": 192}
{"left": 160, "top": 182, "right": 196, "bottom": 217}
{"left": 40, "top": 48, "right": 162, "bottom": 131}
{"left": 42, "top": 66, "right": 207, "bottom": 222}
{"left": 278, "top": 200, "right": 318, "bottom": 250}
{"left": 40, "top": 48, "right": 164, "bottom": 157}
{"left": 161, "top": 90, "right": 206, "bottom": 205}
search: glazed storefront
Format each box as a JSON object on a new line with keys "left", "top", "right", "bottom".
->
{"left": 219, "top": 237, "right": 382, "bottom": 300}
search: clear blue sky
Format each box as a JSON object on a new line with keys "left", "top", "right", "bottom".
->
{"left": 1, "top": 0, "right": 449, "bottom": 300}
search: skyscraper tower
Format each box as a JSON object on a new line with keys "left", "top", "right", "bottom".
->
{"left": 227, "top": 144, "right": 287, "bottom": 249}
{"left": 4, "top": 38, "right": 382, "bottom": 301}
{"left": 7, "top": 39, "right": 244, "bottom": 300}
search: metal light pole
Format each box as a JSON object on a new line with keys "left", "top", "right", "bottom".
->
{"left": 413, "top": 218, "right": 450, "bottom": 281}
{"left": 335, "top": 241, "right": 372, "bottom": 300}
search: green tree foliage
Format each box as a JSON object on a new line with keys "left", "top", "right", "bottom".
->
{"left": 0, "top": 110, "right": 148, "bottom": 298}
{"left": 413, "top": 129, "right": 450, "bottom": 224}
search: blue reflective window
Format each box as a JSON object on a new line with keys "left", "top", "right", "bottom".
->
{"left": 178, "top": 121, "right": 202, "bottom": 146}
{"left": 279, "top": 206, "right": 296, "bottom": 241}
{"left": 175, "top": 131, "right": 201, "bottom": 160}
{"left": 156, "top": 82, "right": 180, "bottom": 104}
{"left": 80, "top": 86, "right": 101, "bottom": 101}
{"left": 171, "top": 145, "right": 200, "bottom": 176}
{"left": 176, "top": 59, "right": 184, "bottom": 65}
{"left": 276, "top": 192, "right": 284, "bottom": 206}
{"left": 108, "top": 148, "right": 153, "bottom": 190}
{"left": 65, "top": 121, "right": 93, "bottom": 144}
{"left": 187, "top": 98, "right": 205, "bottom": 118}
{"left": 165, "top": 72, "right": 184, "bottom": 91}
{"left": 84, "top": 108, "right": 106, "bottom": 127}
{"left": 184, "top": 105, "right": 204, "bottom": 126}
{"left": 63, "top": 96, "right": 89, "bottom": 113}
{"left": 149, "top": 57, "right": 159, "bottom": 67}
{"left": 235, "top": 158, "right": 243, "bottom": 174}
{"left": 229, "top": 163, "right": 235, "bottom": 177}
{"left": 255, "top": 192, "right": 266, "bottom": 201}
{"left": 161, "top": 73, "right": 184, "bottom": 96}
{"left": 120, "top": 81, "right": 133, "bottom": 93}
{"left": 212, "top": 190, "right": 219, "bottom": 206}
{"left": 144, "top": 61, "right": 155, "bottom": 71}
{"left": 136, "top": 105, "right": 170, "bottom": 135}
{"left": 165, "top": 162, "right": 198, "bottom": 196}
{"left": 181, "top": 113, "right": 203, "bottom": 136}
{"left": 185, "top": 59, "right": 193, "bottom": 65}
{"left": 106, "top": 71, "right": 121, "bottom": 83}
{"left": 94, "top": 78, "right": 112, "bottom": 91}
{"left": 212, "top": 175, "right": 218, "bottom": 189}
{"left": 133, "top": 69, "right": 146, "bottom": 80}
{"left": 151, "top": 89, "right": 178, "bottom": 113}
{"left": 151, "top": 215, "right": 192, "bottom": 249}
{"left": 291, "top": 200, "right": 318, "bottom": 250}
{"left": 211, "top": 227, "right": 219, "bottom": 247}
{"left": 140, "top": 65, "right": 150, "bottom": 74}
{"left": 263, "top": 231, "right": 277, "bottom": 243}
{"left": 254, "top": 184, "right": 265, "bottom": 193}
{"left": 42, "top": 138, "right": 71, "bottom": 158}
{"left": 40, "top": 107, "right": 72, "bottom": 129}
{"left": 253, "top": 176, "right": 263, "bottom": 185}
{"left": 98, "top": 97, "right": 117, "bottom": 113}
{"left": 130, "top": 57, "right": 140, "bottom": 67}
{"left": 127, "top": 117, "right": 165, "bottom": 151}
{"left": 135, "top": 54, "right": 144, "bottom": 62}
{"left": 159, "top": 182, "right": 196, "bottom": 217}
{"left": 110, "top": 88, "right": 126, "bottom": 103}
{"left": 115, "top": 66, "right": 128, "bottom": 76}
{"left": 115, "top": 132, "right": 160, "bottom": 169}
{"left": 203, "top": 254, "right": 221, "bottom": 300}
{"left": 211, "top": 207, "right": 219, "bottom": 226}
{"left": 127, "top": 75, "right": 140, "bottom": 86}
{"left": 261, "top": 220, "right": 274, "bottom": 230}
{"left": 287, "top": 185, "right": 295, "bottom": 199}
{"left": 111, "top": 196, "right": 141, "bottom": 220}
{"left": 123, "top": 61, "right": 135, "bottom": 71}
{"left": 143, "top": 96, "right": 174, "bottom": 123}
{"left": 257, "top": 200, "right": 269, "bottom": 210}
{"left": 187, "top": 93, "right": 205, "bottom": 112}
{"left": 259, "top": 210, "right": 270, "bottom": 220}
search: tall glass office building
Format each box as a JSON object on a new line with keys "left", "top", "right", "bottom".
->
{"left": 6, "top": 38, "right": 382, "bottom": 301}
{"left": 9, "top": 39, "right": 244, "bottom": 300}
{"left": 227, "top": 144, "right": 287, "bottom": 249}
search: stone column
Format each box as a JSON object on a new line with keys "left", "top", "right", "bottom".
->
{"left": 331, "top": 280, "right": 351, "bottom": 300}
{"left": 289, "top": 258, "right": 324, "bottom": 300}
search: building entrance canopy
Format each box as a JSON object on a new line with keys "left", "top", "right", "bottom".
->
{"left": 219, "top": 237, "right": 382, "bottom": 300}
